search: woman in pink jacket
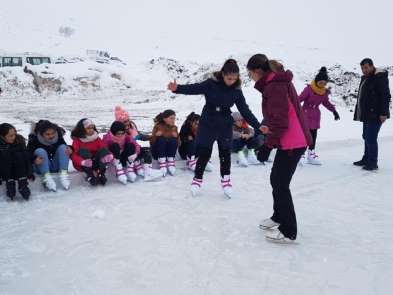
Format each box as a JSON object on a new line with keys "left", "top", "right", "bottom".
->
{"left": 298, "top": 67, "right": 340, "bottom": 165}
{"left": 103, "top": 121, "right": 141, "bottom": 184}
{"left": 247, "top": 54, "right": 312, "bottom": 243}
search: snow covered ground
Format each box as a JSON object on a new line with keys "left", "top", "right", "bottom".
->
{"left": 1, "top": 0, "right": 393, "bottom": 294}
{"left": 1, "top": 107, "right": 393, "bottom": 295}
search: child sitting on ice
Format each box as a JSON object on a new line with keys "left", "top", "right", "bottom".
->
{"left": 103, "top": 121, "right": 141, "bottom": 184}
{"left": 0, "top": 123, "right": 33, "bottom": 200}
{"left": 150, "top": 110, "right": 179, "bottom": 177}
{"left": 179, "top": 112, "right": 200, "bottom": 171}
{"left": 231, "top": 112, "right": 261, "bottom": 167}
{"left": 114, "top": 106, "right": 161, "bottom": 180}
{"left": 71, "top": 118, "right": 113, "bottom": 186}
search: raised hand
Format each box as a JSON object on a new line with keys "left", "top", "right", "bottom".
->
{"left": 167, "top": 80, "right": 177, "bottom": 92}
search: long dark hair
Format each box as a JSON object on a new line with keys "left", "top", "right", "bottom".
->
{"left": 0, "top": 123, "right": 16, "bottom": 137}
{"left": 71, "top": 118, "right": 98, "bottom": 138}
{"left": 182, "top": 112, "right": 200, "bottom": 129}
{"left": 213, "top": 59, "right": 241, "bottom": 88}
{"left": 34, "top": 120, "right": 60, "bottom": 135}
{"left": 246, "top": 54, "right": 271, "bottom": 72}
{"left": 154, "top": 110, "right": 176, "bottom": 125}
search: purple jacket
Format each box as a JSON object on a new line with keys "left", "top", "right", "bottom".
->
{"left": 255, "top": 70, "right": 313, "bottom": 149}
{"left": 298, "top": 85, "right": 336, "bottom": 130}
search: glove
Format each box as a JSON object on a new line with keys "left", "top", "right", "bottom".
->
{"left": 101, "top": 153, "right": 114, "bottom": 164}
{"left": 333, "top": 110, "right": 340, "bottom": 121}
{"left": 128, "top": 153, "right": 138, "bottom": 163}
{"left": 81, "top": 159, "right": 93, "bottom": 168}
{"left": 256, "top": 145, "right": 273, "bottom": 163}
{"left": 28, "top": 174, "right": 36, "bottom": 182}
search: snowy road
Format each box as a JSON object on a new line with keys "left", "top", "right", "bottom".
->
{"left": 1, "top": 134, "right": 392, "bottom": 295}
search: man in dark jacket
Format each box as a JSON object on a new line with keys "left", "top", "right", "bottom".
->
{"left": 354, "top": 58, "right": 391, "bottom": 170}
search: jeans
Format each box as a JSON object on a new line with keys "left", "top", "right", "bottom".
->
{"left": 34, "top": 144, "right": 69, "bottom": 174}
{"left": 362, "top": 121, "right": 382, "bottom": 167}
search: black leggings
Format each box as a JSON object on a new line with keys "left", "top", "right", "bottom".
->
{"left": 108, "top": 142, "right": 136, "bottom": 166}
{"left": 194, "top": 143, "right": 230, "bottom": 179}
{"left": 0, "top": 150, "right": 31, "bottom": 181}
{"left": 309, "top": 129, "right": 318, "bottom": 150}
{"left": 270, "top": 147, "right": 306, "bottom": 240}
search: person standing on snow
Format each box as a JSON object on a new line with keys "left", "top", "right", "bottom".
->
{"left": 247, "top": 54, "right": 312, "bottom": 243}
{"left": 353, "top": 58, "right": 391, "bottom": 171}
{"left": 167, "top": 59, "right": 263, "bottom": 198}
{"left": 298, "top": 67, "right": 340, "bottom": 165}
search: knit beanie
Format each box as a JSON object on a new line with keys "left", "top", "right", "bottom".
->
{"left": 315, "top": 67, "right": 329, "bottom": 82}
{"left": 115, "top": 106, "right": 129, "bottom": 122}
{"left": 110, "top": 121, "right": 126, "bottom": 135}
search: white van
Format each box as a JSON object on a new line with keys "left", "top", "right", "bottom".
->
{"left": 0, "top": 52, "right": 51, "bottom": 67}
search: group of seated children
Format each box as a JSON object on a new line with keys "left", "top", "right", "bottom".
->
{"left": 0, "top": 107, "right": 263, "bottom": 201}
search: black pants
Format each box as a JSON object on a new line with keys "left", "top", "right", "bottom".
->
{"left": 309, "top": 129, "right": 318, "bottom": 150}
{"left": 194, "top": 143, "right": 230, "bottom": 179}
{"left": 270, "top": 147, "right": 306, "bottom": 240}
{"left": 78, "top": 147, "right": 110, "bottom": 173}
{"left": 108, "top": 142, "right": 136, "bottom": 166}
{"left": 0, "top": 150, "right": 31, "bottom": 181}
{"left": 137, "top": 147, "right": 152, "bottom": 164}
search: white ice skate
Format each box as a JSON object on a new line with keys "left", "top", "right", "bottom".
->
{"left": 43, "top": 173, "right": 57, "bottom": 192}
{"left": 114, "top": 159, "right": 127, "bottom": 185}
{"left": 59, "top": 170, "right": 70, "bottom": 190}
{"left": 158, "top": 158, "right": 168, "bottom": 177}
{"left": 167, "top": 157, "right": 176, "bottom": 176}
{"left": 265, "top": 229, "right": 295, "bottom": 244}
{"left": 205, "top": 161, "right": 214, "bottom": 172}
{"left": 247, "top": 149, "right": 260, "bottom": 165}
{"left": 237, "top": 150, "right": 249, "bottom": 167}
{"left": 221, "top": 175, "right": 233, "bottom": 199}
{"left": 307, "top": 150, "right": 322, "bottom": 165}
{"left": 190, "top": 178, "right": 202, "bottom": 197}
{"left": 126, "top": 162, "right": 137, "bottom": 183}
{"left": 259, "top": 218, "right": 280, "bottom": 230}
{"left": 187, "top": 156, "right": 197, "bottom": 171}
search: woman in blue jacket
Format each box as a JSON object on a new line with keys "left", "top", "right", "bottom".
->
{"left": 168, "top": 59, "right": 262, "bottom": 198}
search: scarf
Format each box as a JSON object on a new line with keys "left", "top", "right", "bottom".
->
{"left": 37, "top": 132, "right": 59, "bottom": 146}
{"left": 310, "top": 80, "right": 327, "bottom": 96}
{"left": 80, "top": 131, "right": 99, "bottom": 143}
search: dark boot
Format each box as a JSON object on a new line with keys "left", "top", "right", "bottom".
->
{"left": 363, "top": 164, "right": 378, "bottom": 171}
{"left": 83, "top": 167, "right": 98, "bottom": 186}
{"left": 6, "top": 180, "right": 16, "bottom": 200}
{"left": 97, "top": 171, "right": 107, "bottom": 186}
{"left": 18, "top": 178, "right": 31, "bottom": 200}
{"left": 353, "top": 158, "right": 367, "bottom": 166}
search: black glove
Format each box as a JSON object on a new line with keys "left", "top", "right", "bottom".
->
{"left": 256, "top": 145, "right": 272, "bottom": 163}
{"left": 333, "top": 110, "right": 340, "bottom": 121}
{"left": 28, "top": 174, "right": 35, "bottom": 182}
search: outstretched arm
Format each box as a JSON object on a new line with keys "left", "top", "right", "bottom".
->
{"left": 168, "top": 79, "right": 210, "bottom": 95}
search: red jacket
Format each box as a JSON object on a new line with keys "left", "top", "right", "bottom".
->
{"left": 255, "top": 70, "right": 313, "bottom": 149}
{"left": 71, "top": 136, "right": 107, "bottom": 171}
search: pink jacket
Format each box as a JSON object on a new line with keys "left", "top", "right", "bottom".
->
{"left": 103, "top": 132, "right": 141, "bottom": 154}
{"left": 298, "top": 85, "right": 336, "bottom": 130}
{"left": 254, "top": 70, "right": 313, "bottom": 149}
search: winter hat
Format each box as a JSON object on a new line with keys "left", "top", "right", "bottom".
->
{"left": 110, "top": 121, "right": 126, "bottom": 135}
{"left": 315, "top": 67, "right": 329, "bottom": 82}
{"left": 231, "top": 112, "right": 243, "bottom": 121}
{"left": 82, "top": 119, "right": 94, "bottom": 128}
{"left": 115, "top": 106, "right": 129, "bottom": 122}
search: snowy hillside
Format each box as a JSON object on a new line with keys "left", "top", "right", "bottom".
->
{"left": 1, "top": 1, "right": 393, "bottom": 295}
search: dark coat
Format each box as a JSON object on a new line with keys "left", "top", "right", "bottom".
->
{"left": 254, "top": 70, "right": 313, "bottom": 148}
{"left": 354, "top": 69, "right": 391, "bottom": 122}
{"left": 27, "top": 127, "right": 68, "bottom": 161}
{"left": 0, "top": 134, "right": 33, "bottom": 179}
{"left": 174, "top": 76, "right": 261, "bottom": 149}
